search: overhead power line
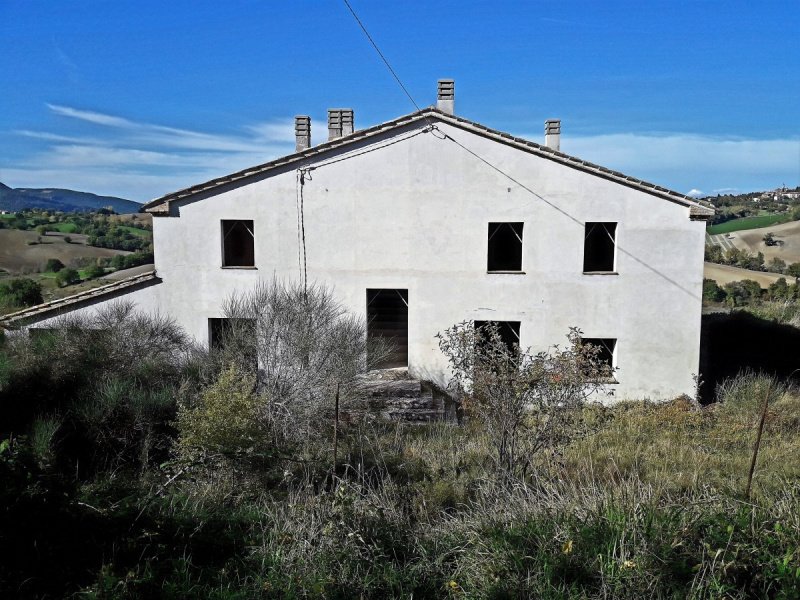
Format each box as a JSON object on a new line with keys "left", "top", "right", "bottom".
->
{"left": 342, "top": 0, "right": 423, "bottom": 113}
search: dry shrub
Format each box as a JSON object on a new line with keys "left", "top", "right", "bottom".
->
{"left": 437, "top": 322, "right": 613, "bottom": 476}
{"left": 211, "top": 278, "right": 392, "bottom": 450}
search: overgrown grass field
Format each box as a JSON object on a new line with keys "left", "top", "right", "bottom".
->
{"left": 1, "top": 298, "right": 798, "bottom": 599}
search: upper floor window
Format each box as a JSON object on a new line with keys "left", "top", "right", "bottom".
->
{"left": 487, "top": 222, "right": 523, "bottom": 272}
{"left": 583, "top": 222, "right": 616, "bottom": 273}
{"left": 221, "top": 220, "right": 255, "bottom": 267}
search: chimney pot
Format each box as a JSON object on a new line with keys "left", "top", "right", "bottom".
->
{"left": 437, "top": 79, "right": 455, "bottom": 115}
{"left": 328, "top": 109, "right": 341, "bottom": 141}
{"left": 328, "top": 108, "right": 354, "bottom": 141}
{"left": 295, "top": 115, "right": 311, "bottom": 152}
{"left": 341, "top": 109, "right": 354, "bottom": 136}
{"left": 544, "top": 119, "right": 561, "bottom": 152}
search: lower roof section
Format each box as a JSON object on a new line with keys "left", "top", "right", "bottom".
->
{"left": 0, "top": 270, "right": 161, "bottom": 328}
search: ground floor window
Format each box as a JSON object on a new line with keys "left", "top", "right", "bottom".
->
{"left": 580, "top": 337, "right": 616, "bottom": 372}
{"left": 474, "top": 320, "right": 521, "bottom": 355}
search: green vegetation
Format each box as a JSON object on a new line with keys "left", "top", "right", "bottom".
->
{"left": 0, "top": 278, "right": 43, "bottom": 308}
{"left": 44, "top": 258, "right": 65, "bottom": 273}
{"left": 0, "top": 208, "right": 152, "bottom": 253}
{"left": 705, "top": 243, "right": 800, "bottom": 277}
{"left": 703, "top": 277, "right": 800, "bottom": 307}
{"left": 54, "top": 267, "right": 80, "bottom": 288}
{"left": 1, "top": 290, "right": 799, "bottom": 598}
{"left": 707, "top": 213, "right": 791, "bottom": 235}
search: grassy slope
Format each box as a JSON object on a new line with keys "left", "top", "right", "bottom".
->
{"left": 707, "top": 213, "right": 791, "bottom": 234}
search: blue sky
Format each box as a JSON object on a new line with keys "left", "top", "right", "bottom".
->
{"left": 1, "top": 0, "right": 798, "bottom": 202}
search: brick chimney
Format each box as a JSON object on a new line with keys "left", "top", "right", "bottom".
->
{"left": 544, "top": 119, "right": 561, "bottom": 152}
{"left": 295, "top": 116, "right": 311, "bottom": 152}
{"left": 327, "top": 109, "right": 354, "bottom": 141}
{"left": 437, "top": 79, "right": 455, "bottom": 114}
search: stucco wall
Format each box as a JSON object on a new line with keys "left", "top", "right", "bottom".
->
{"left": 33, "top": 119, "right": 706, "bottom": 401}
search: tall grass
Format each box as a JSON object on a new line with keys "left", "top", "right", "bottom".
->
{"left": 66, "top": 375, "right": 800, "bottom": 599}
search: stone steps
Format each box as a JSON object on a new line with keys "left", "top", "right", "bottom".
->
{"left": 351, "top": 369, "right": 446, "bottom": 423}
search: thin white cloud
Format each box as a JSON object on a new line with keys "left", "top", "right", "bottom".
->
{"left": 554, "top": 133, "right": 800, "bottom": 195}
{"left": 47, "top": 104, "right": 135, "bottom": 128}
{"left": 687, "top": 189, "right": 704, "bottom": 198}
{"left": 1, "top": 104, "right": 300, "bottom": 200}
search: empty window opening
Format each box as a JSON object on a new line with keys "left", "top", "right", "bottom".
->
{"left": 208, "top": 317, "right": 257, "bottom": 366}
{"left": 487, "top": 222, "right": 523, "bottom": 272}
{"left": 583, "top": 222, "right": 617, "bottom": 273}
{"left": 581, "top": 337, "right": 616, "bottom": 373}
{"left": 367, "top": 289, "right": 408, "bottom": 369}
{"left": 221, "top": 220, "right": 255, "bottom": 267}
{"left": 474, "top": 320, "right": 521, "bottom": 356}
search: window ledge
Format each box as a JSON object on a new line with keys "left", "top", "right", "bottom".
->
{"left": 487, "top": 270, "right": 526, "bottom": 275}
{"left": 582, "top": 271, "right": 618, "bottom": 276}
{"left": 589, "top": 377, "right": 619, "bottom": 385}
{"left": 221, "top": 266, "right": 258, "bottom": 270}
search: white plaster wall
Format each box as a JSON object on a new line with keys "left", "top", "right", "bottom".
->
{"left": 34, "top": 119, "right": 706, "bottom": 401}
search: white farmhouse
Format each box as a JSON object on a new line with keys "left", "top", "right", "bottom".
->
{"left": 3, "top": 81, "right": 714, "bottom": 401}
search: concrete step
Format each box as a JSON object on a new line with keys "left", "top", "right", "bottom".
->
{"left": 359, "top": 379, "right": 421, "bottom": 398}
{"left": 367, "top": 391, "right": 434, "bottom": 410}
{"left": 382, "top": 408, "right": 445, "bottom": 422}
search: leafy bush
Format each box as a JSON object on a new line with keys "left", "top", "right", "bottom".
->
{"left": 0, "top": 277, "right": 43, "bottom": 307}
{"left": 44, "top": 258, "right": 65, "bottom": 272}
{"left": 84, "top": 264, "right": 106, "bottom": 279}
{"left": 54, "top": 267, "right": 80, "bottom": 287}
{"left": 0, "top": 302, "right": 195, "bottom": 472}
{"left": 702, "top": 278, "right": 725, "bottom": 302}
{"left": 176, "top": 365, "right": 266, "bottom": 458}
{"left": 437, "top": 322, "right": 612, "bottom": 476}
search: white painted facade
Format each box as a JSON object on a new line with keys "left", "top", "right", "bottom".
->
{"left": 22, "top": 107, "right": 713, "bottom": 401}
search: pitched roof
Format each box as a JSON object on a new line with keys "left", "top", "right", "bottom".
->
{"left": 141, "top": 107, "right": 714, "bottom": 220}
{"left": 0, "top": 270, "right": 160, "bottom": 327}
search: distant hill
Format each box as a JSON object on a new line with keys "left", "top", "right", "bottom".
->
{"left": 0, "top": 182, "right": 141, "bottom": 214}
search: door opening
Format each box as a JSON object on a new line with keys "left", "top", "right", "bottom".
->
{"left": 366, "top": 289, "right": 408, "bottom": 368}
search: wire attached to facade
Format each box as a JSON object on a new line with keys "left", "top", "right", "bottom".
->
{"left": 296, "top": 169, "right": 309, "bottom": 299}
{"left": 436, "top": 130, "right": 701, "bottom": 300}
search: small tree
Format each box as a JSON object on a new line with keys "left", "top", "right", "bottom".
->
{"left": 0, "top": 278, "right": 43, "bottom": 307}
{"left": 54, "top": 268, "right": 80, "bottom": 287}
{"left": 702, "top": 278, "right": 725, "bottom": 302}
{"left": 787, "top": 262, "right": 800, "bottom": 280}
{"left": 84, "top": 264, "right": 106, "bottom": 279}
{"left": 768, "top": 257, "right": 786, "bottom": 273}
{"left": 44, "top": 258, "right": 65, "bottom": 273}
{"left": 437, "top": 322, "right": 613, "bottom": 476}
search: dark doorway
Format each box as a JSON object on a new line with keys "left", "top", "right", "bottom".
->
{"left": 367, "top": 289, "right": 408, "bottom": 368}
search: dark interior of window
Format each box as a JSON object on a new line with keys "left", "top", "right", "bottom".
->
{"left": 222, "top": 220, "right": 255, "bottom": 267}
{"left": 474, "top": 320, "right": 521, "bottom": 355}
{"left": 208, "top": 317, "right": 257, "bottom": 360}
{"left": 583, "top": 222, "right": 616, "bottom": 272}
{"left": 581, "top": 337, "right": 616, "bottom": 370}
{"left": 487, "top": 222, "right": 523, "bottom": 272}
{"left": 367, "top": 289, "right": 408, "bottom": 369}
